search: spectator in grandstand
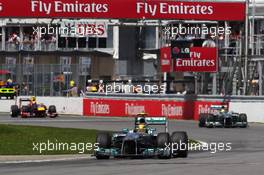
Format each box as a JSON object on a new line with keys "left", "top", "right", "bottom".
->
{"left": 175, "top": 34, "right": 185, "bottom": 40}
{"left": 68, "top": 82, "right": 78, "bottom": 97}
{"left": 5, "top": 78, "right": 14, "bottom": 88}
{"left": 0, "top": 80, "right": 4, "bottom": 87}
{"left": 70, "top": 80, "right": 75, "bottom": 88}
{"left": 50, "top": 35, "right": 56, "bottom": 42}
{"left": 9, "top": 33, "right": 21, "bottom": 50}
{"left": 23, "top": 32, "right": 34, "bottom": 50}
{"left": 21, "top": 82, "right": 29, "bottom": 95}
{"left": 202, "top": 34, "right": 216, "bottom": 48}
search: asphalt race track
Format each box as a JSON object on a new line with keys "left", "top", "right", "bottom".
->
{"left": 0, "top": 114, "right": 264, "bottom": 175}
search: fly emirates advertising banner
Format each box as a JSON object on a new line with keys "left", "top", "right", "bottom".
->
{"left": 0, "top": 0, "right": 245, "bottom": 21}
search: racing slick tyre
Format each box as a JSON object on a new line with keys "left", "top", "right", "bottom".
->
{"left": 48, "top": 105, "right": 57, "bottom": 113}
{"left": 10, "top": 105, "right": 19, "bottom": 118}
{"left": 170, "top": 132, "right": 188, "bottom": 158}
{"left": 157, "top": 132, "right": 171, "bottom": 159}
{"left": 218, "top": 115, "right": 225, "bottom": 126}
{"left": 96, "top": 133, "right": 111, "bottom": 159}
{"left": 239, "top": 113, "right": 248, "bottom": 128}
{"left": 199, "top": 114, "right": 207, "bottom": 127}
{"left": 48, "top": 105, "right": 57, "bottom": 118}
{"left": 206, "top": 114, "right": 215, "bottom": 128}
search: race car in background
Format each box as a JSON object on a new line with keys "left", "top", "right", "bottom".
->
{"left": 199, "top": 105, "right": 248, "bottom": 128}
{"left": 0, "top": 87, "right": 16, "bottom": 99}
{"left": 10, "top": 97, "right": 58, "bottom": 118}
{"left": 0, "top": 71, "right": 17, "bottom": 99}
{"left": 95, "top": 113, "right": 188, "bottom": 159}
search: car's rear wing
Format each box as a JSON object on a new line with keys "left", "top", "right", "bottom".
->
{"left": 135, "top": 117, "right": 168, "bottom": 132}
{"left": 19, "top": 98, "right": 31, "bottom": 101}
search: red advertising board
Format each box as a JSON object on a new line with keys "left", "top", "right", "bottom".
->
{"left": 160, "top": 47, "right": 172, "bottom": 72}
{"left": 83, "top": 98, "right": 228, "bottom": 120}
{"left": 83, "top": 98, "right": 189, "bottom": 119}
{"left": 174, "top": 47, "right": 218, "bottom": 72}
{"left": 0, "top": 0, "right": 245, "bottom": 21}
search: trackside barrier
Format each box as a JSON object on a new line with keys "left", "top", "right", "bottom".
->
{"left": 0, "top": 97, "right": 83, "bottom": 115}
{"left": 83, "top": 94, "right": 264, "bottom": 122}
{"left": 229, "top": 102, "right": 264, "bottom": 122}
{"left": 35, "top": 97, "right": 83, "bottom": 115}
{"left": 0, "top": 99, "right": 16, "bottom": 113}
{"left": 1, "top": 95, "right": 264, "bottom": 122}
{"left": 83, "top": 95, "right": 226, "bottom": 120}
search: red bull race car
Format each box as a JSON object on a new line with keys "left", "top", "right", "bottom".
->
{"left": 10, "top": 97, "right": 58, "bottom": 118}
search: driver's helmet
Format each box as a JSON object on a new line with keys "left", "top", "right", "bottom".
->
{"left": 137, "top": 117, "right": 147, "bottom": 133}
{"left": 31, "top": 96, "right": 36, "bottom": 103}
{"left": 220, "top": 105, "right": 226, "bottom": 113}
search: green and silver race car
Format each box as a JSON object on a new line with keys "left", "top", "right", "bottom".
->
{"left": 94, "top": 113, "right": 188, "bottom": 159}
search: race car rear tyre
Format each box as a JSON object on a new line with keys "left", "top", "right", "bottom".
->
{"left": 48, "top": 105, "right": 57, "bottom": 118}
{"left": 48, "top": 105, "right": 57, "bottom": 113}
{"left": 170, "top": 131, "right": 188, "bottom": 158}
{"left": 239, "top": 113, "right": 248, "bottom": 128}
{"left": 11, "top": 105, "right": 19, "bottom": 117}
{"left": 157, "top": 132, "right": 171, "bottom": 159}
{"left": 199, "top": 114, "right": 207, "bottom": 127}
{"left": 239, "top": 113, "right": 247, "bottom": 122}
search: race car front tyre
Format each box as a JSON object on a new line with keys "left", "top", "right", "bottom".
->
{"left": 96, "top": 132, "right": 111, "bottom": 149}
{"left": 96, "top": 155, "right": 110, "bottom": 160}
{"left": 170, "top": 131, "right": 188, "bottom": 158}
{"left": 96, "top": 133, "right": 111, "bottom": 159}
{"left": 11, "top": 105, "right": 19, "bottom": 117}
{"left": 199, "top": 114, "right": 207, "bottom": 127}
{"left": 206, "top": 114, "right": 215, "bottom": 128}
{"left": 157, "top": 132, "right": 171, "bottom": 159}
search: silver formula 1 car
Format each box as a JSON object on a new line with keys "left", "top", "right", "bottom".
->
{"left": 199, "top": 105, "right": 248, "bottom": 128}
{"left": 94, "top": 113, "right": 188, "bottom": 159}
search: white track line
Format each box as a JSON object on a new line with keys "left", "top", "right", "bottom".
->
{"left": 0, "top": 156, "right": 92, "bottom": 164}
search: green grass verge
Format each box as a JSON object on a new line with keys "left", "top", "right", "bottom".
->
{"left": 0, "top": 124, "right": 99, "bottom": 155}
{"left": 0, "top": 124, "right": 199, "bottom": 155}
